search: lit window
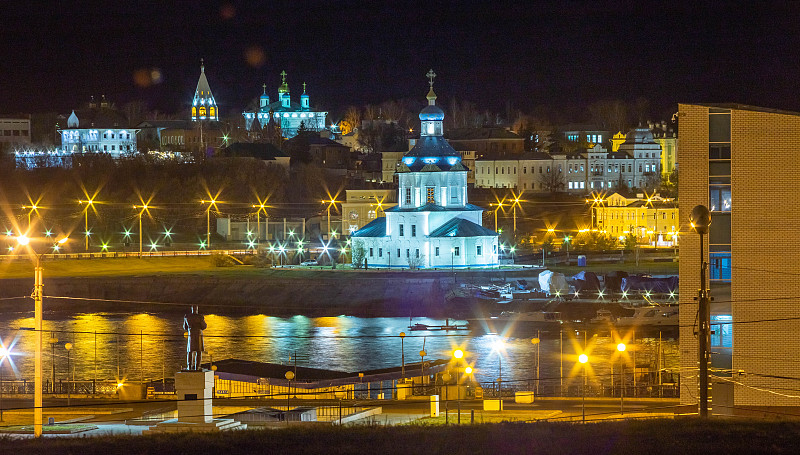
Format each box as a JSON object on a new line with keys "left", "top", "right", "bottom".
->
{"left": 426, "top": 187, "right": 435, "bottom": 204}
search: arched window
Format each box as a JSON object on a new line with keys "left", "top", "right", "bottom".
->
{"left": 209, "top": 106, "right": 216, "bottom": 117}
{"left": 192, "top": 107, "right": 197, "bottom": 117}
{"left": 199, "top": 107, "right": 206, "bottom": 116}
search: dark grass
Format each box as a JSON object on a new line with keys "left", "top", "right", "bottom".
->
{"left": 4, "top": 419, "right": 800, "bottom": 454}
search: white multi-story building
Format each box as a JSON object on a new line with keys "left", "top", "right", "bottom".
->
{"left": 351, "top": 74, "right": 499, "bottom": 268}
{"left": 243, "top": 71, "right": 327, "bottom": 138}
{"left": 58, "top": 97, "right": 138, "bottom": 157}
{"left": 475, "top": 127, "right": 664, "bottom": 193}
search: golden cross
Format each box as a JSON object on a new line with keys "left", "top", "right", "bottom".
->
{"left": 426, "top": 69, "right": 436, "bottom": 87}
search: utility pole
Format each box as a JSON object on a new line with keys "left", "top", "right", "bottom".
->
{"left": 691, "top": 205, "right": 712, "bottom": 417}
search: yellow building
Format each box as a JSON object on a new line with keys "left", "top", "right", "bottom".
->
{"left": 341, "top": 189, "right": 397, "bottom": 236}
{"left": 593, "top": 192, "right": 678, "bottom": 246}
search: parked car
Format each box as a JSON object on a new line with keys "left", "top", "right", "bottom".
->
{"left": 300, "top": 260, "right": 318, "bottom": 266}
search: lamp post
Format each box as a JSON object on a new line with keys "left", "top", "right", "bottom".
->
{"left": 617, "top": 342, "right": 626, "bottom": 414}
{"left": 79, "top": 199, "right": 95, "bottom": 251}
{"left": 65, "top": 342, "right": 72, "bottom": 407}
{"left": 579, "top": 353, "right": 588, "bottom": 423}
{"left": 399, "top": 332, "right": 406, "bottom": 378}
{"left": 490, "top": 202, "right": 505, "bottom": 232}
{"left": 16, "top": 234, "right": 68, "bottom": 437}
{"left": 133, "top": 204, "right": 149, "bottom": 256}
{"left": 450, "top": 247, "right": 454, "bottom": 271}
{"left": 690, "top": 204, "right": 712, "bottom": 418}
{"left": 322, "top": 199, "right": 340, "bottom": 240}
{"left": 201, "top": 199, "right": 218, "bottom": 250}
{"left": 532, "top": 336, "right": 540, "bottom": 396}
{"left": 453, "top": 349, "right": 464, "bottom": 423}
{"left": 284, "top": 370, "right": 294, "bottom": 423}
{"left": 564, "top": 235, "right": 571, "bottom": 265}
{"left": 253, "top": 203, "right": 267, "bottom": 242}
{"left": 22, "top": 204, "right": 38, "bottom": 230}
{"left": 492, "top": 339, "right": 504, "bottom": 399}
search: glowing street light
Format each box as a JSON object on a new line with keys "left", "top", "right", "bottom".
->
{"left": 78, "top": 199, "right": 97, "bottom": 251}
{"left": 579, "top": 353, "right": 589, "bottom": 422}
{"left": 201, "top": 199, "right": 220, "bottom": 249}
{"left": 253, "top": 198, "right": 269, "bottom": 242}
{"left": 490, "top": 201, "right": 506, "bottom": 232}
{"left": 321, "top": 199, "right": 340, "bottom": 240}
{"left": 617, "top": 343, "right": 626, "bottom": 414}
{"left": 15, "top": 234, "right": 68, "bottom": 437}
{"left": 133, "top": 204, "right": 150, "bottom": 256}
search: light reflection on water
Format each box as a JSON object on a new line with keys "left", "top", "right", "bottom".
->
{"left": 0, "top": 313, "right": 678, "bottom": 386}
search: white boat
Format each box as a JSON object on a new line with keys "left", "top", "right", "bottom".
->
{"left": 468, "top": 311, "right": 562, "bottom": 334}
{"left": 615, "top": 305, "right": 678, "bottom": 328}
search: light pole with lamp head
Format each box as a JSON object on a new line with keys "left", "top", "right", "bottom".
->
{"left": 16, "top": 234, "right": 68, "bottom": 437}
{"left": 78, "top": 199, "right": 95, "bottom": 251}
{"left": 453, "top": 349, "right": 464, "bottom": 423}
{"left": 65, "top": 342, "right": 72, "bottom": 407}
{"left": 322, "top": 199, "right": 340, "bottom": 241}
{"left": 690, "top": 204, "right": 712, "bottom": 417}
{"left": 617, "top": 342, "right": 626, "bottom": 414}
{"left": 284, "top": 370, "right": 294, "bottom": 423}
{"left": 201, "top": 199, "right": 219, "bottom": 250}
{"left": 133, "top": 204, "right": 149, "bottom": 256}
{"left": 579, "top": 353, "right": 588, "bottom": 423}
{"left": 399, "top": 332, "right": 406, "bottom": 378}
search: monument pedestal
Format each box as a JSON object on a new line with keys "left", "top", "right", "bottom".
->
{"left": 144, "top": 369, "right": 247, "bottom": 434}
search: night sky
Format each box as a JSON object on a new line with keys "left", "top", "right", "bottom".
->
{"left": 4, "top": 1, "right": 799, "bottom": 120}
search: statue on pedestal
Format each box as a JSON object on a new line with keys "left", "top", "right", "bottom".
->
{"left": 184, "top": 306, "right": 207, "bottom": 370}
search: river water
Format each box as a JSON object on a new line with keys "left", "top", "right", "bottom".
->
{"left": 0, "top": 312, "right": 678, "bottom": 388}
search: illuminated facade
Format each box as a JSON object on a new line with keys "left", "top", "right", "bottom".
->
{"left": 341, "top": 189, "right": 397, "bottom": 235}
{"left": 593, "top": 192, "right": 678, "bottom": 246}
{"left": 243, "top": 71, "right": 327, "bottom": 138}
{"left": 351, "top": 72, "right": 499, "bottom": 268}
{"left": 191, "top": 61, "right": 218, "bottom": 122}
{"left": 58, "top": 99, "right": 138, "bottom": 157}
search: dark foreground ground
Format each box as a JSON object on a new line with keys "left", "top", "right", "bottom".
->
{"left": 4, "top": 419, "right": 798, "bottom": 454}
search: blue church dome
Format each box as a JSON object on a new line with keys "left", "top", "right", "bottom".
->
{"left": 419, "top": 105, "right": 444, "bottom": 121}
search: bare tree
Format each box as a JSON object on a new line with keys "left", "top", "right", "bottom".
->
{"left": 538, "top": 169, "right": 565, "bottom": 193}
{"left": 588, "top": 99, "right": 629, "bottom": 133}
{"left": 342, "top": 106, "right": 361, "bottom": 135}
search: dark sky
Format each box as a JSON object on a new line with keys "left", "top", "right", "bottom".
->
{"left": 4, "top": 1, "right": 799, "bottom": 120}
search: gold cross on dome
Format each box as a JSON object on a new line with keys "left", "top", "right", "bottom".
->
{"left": 262, "top": 83, "right": 266, "bottom": 93}
{"left": 426, "top": 69, "right": 436, "bottom": 87}
{"left": 280, "top": 70, "right": 287, "bottom": 82}
{"left": 303, "top": 82, "right": 307, "bottom": 92}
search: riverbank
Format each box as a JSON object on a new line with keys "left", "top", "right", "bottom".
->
{"left": 0, "top": 257, "right": 677, "bottom": 317}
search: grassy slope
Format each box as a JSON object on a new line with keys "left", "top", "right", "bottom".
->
{"left": 2, "top": 419, "right": 798, "bottom": 454}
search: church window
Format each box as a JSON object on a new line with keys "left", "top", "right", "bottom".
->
{"left": 450, "top": 185, "right": 458, "bottom": 203}
{"left": 493, "top": 244, "right": 497, "bottom": 254}
{"left": 192, "top": 107, "right": 197, "bottom": 117}
{"left": 399, "top": 225, "right": 404, "bottom": 236}
{"left": 406, "top": 249, "right": 410, "bottom": 258}
{"left": 199, "top": 107, "right": 206, "bottom": 116}
{"left": 426, "top": 187, "right": 435, "bottom": 204}
{"left": 369, "top": 248, "right": 374, "bottom": 257}
{"left": 454, "top": 246, "right": 460, "bottom": 257}
{"left": 210, "top": 107, "right": 216, "bottom": 117}
{"left": 397, "top": 249, "right": 401, "bottom": 258}
{"left": 477, "top": 245, "right": 482, "bottom": 256}
{"left": 427, "top": 122, "right": 434, "bottom": 135}
{"left": 379, "top": 248, "right": 383, "bottom": 257}
{"left": 405, "top": 188, "right": 411, "bottom": 205}
{"left": 412, "top": 225, "right": 417, "bottom": 237}
{"left": 415, "top": 249, "right": 419, "bottom": 258}
{"left": 435, "top": 247, "right": 440, "bottom": 257}
{"left": 112, "top": 145, "right": 115, "bottom": 150}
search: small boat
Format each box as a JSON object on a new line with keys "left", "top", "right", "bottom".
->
{"left": 590, "top": 309, "right": 615, "bottom": 324}
{"left": 408, "top": 319, "right": 469, "bottom": 332}
{"left": 615, "top": 305, "right": 678, "bottom": 328}
{"left": 468, "top": 311, "right": 562, "bottom": 335}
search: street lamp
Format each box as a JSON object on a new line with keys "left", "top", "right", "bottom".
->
{"left": 133, "top": 204, "right": 149, "bottom": 256}
{"left": 253, "top": 200, "right": 268, "bottom": 242}
{"left": 564, "top": 235, "right": 571, "bottom": 265}
{"left": 399, "top": 332, "right": 406, "bottom": 378}
{"left": 617, "top": 342, "right": 626, "bottom": 414}
{"left": 690, "top": 204, "right": 712, "bottom": 418}
{"left": 491, "top": 339, "right": 504, "bottom": 398}
{"left": 201, "top": 199, "right": 219, "bottom": 249}
{"left": 452, "top": 349, "right": 464, "bottom": 424}
{"left": 65, "top": 342, "right": 73, "bottom": 407}
{"left": 15, "top": 234, "right": 68, "bottom": 437}
{"left": 284, "top": 370, "right": 295, "bottom": 423}
{"left": 490, "top": 202, "right": 505, "bottom": 232}
{"left": 578, "top": 353, "right": 589, "bottom": 423}
{"left": 78, "top": 199, "right": 96, "bottom": 251}
{"left": 22, "top": 204, "right": 39, "bottom": 230}
{"left": 322, "top": 199, "right": 340, "bottom": 240}
{"left": 450, "top": 247, "right": 455, "bottom": 271}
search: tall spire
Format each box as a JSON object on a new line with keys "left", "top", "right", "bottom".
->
{"left": 192, "top": 60, "right": 218, "bottom": 121}
{"left": 426, "top": 69, "right": 437, "bottom": 105}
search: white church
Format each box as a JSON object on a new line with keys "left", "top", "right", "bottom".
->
{"left": 351, "top": 71, "right": 499, "bottom": 268}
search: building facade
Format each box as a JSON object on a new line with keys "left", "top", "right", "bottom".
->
{"left": 58, "top": 98, "right": 138, "bottom": 157}
{"left": 0, "top": 117, "right": 31, "bottom": 146}
{"left": 351, "top": 74, "right": 499, "bottom": 268}
{"left": 678, "top": 103, "right": 800, "bottom": 411}
{"left": 341, "top": 189, "right": 397, "bottom": 235}
{"left": 243, "top": 71, "right": 327, "bottom": 138}
{"left": 593, "top": 192, "right": 678, "bottom": 246}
